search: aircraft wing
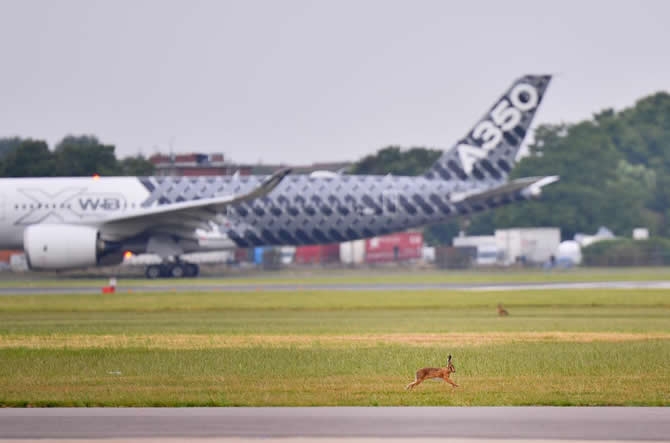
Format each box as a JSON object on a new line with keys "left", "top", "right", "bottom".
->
{"left": 97, "top": 168, "right": 291, "bottom": 240}
{"left": 450, "top": 176, "right": 559, "bottom": 207}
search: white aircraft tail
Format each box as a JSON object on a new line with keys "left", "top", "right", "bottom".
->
{"left": 425, "top": 75, "right": 551, "bottom": 184}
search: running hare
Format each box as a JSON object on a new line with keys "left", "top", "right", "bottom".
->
{"left": 405, "top": 355, "right": 458, "bottom": 390}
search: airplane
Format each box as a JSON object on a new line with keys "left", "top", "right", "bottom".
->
{"left": 0, "top": 74, "right": 558, "bottom": 278}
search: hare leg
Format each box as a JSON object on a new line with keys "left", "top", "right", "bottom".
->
{"left": 411, "top": 378, "right": 425, "bottom": 389}
{"left": 444, "top": 377, "right": 458, "bottom": 388}
{"left": 405, "top": 378, "right": 419, "bottom": 390}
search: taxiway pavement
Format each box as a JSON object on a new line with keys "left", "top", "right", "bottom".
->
{"left": 3, "top": 280, "right": 670, "bottom": 295}
{"left": 1, "top": 407, "right": 669, "bottom": 440}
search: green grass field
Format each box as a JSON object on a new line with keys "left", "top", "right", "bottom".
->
{"left": 1, "top": 285, "right": 669, "bottom": 406}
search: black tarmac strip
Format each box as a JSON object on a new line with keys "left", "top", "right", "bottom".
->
{"left": 0, "top": 407, "right": 669, "bottom": 440}
{"left": 3, "top": 280, "right": 670, "bottom": 295}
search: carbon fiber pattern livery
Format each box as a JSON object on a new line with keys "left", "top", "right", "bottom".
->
{"left": 138, "top": 174, "right": 459, "bottom": 247}
{"left": 138, "top": 75, "right": 553, "bottom": 248}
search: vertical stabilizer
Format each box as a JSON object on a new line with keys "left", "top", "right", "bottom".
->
{"left": 425, "top": 75, "right": 551, "bottom": 184}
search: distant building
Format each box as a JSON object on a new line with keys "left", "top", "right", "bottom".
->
{"left": 149, "top": 152, "right": 352, "bottom": 177}
{"left": 495, "top": 227, "right": 560, "bottom": 265}
{"left": 495, "top": 228, "right": 561, "bottom": 265}
{"left": 453, "top": 235, "right": 498, "bottom": 266}
{"left": 453, "top": 227, "right": 561, "bottom": 266}
{"left": 149, "top": 153, "right": 252, "bottom": 176}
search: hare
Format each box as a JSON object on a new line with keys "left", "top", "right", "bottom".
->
{"left": 405, "top": 354, "right": 458, "bottom": 390}
{"left": 497, "top": 303, "right": 509, "bottom": 316}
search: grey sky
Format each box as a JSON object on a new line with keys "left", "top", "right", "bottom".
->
{"left": 1, "top": 0, "right": 669, "bottom": 165}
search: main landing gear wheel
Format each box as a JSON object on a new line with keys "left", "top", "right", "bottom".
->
{"left": 185, "top": 263, "right": 199, "bottom": 277}
{"left": 170, "top": 264, "right": 185, "bottom": 278}
{"left": 145, "top": 264, "right": 161, "bottom": 279}
{"left": 144, "top": 262, "right": 199, "bottom": 279}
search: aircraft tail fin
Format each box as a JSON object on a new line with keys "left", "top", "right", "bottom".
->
{"left": 425, "top": 75, "right": 551, "bottom": 184}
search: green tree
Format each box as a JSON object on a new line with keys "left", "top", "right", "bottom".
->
{"left": 489, "top": 121, "right": 624, "bottom": 239}
{"left": 54, "top": 135, "right": 121, "bottom": 176}
{"left": 120, "top": 154, "right": 155, "bottom": 176}
{"left": 423, "top": 220, "right": 461, "bottom": 246}
{"left": 0, "top": 137, "right": 22, "bottom": 160}
{"left": 0, "top": 134, "right": 156, "bottom": 177}
{"left": 477, "top": 91, "right": 670, "bottom": 240}
{"left": 0, "top": 139, "right": 54, "bottom": 177}
{"left": 350, "top": 146, "right": 441, "bottom": 176}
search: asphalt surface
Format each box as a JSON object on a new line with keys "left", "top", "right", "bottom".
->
{"left": 1, "top": 407, "right": 669, "bottom": 440}
{"left": 3, "top": 280, "right": 670, "bottom": 294}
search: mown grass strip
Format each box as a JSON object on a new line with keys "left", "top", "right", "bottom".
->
{"left": 2, "top": 332, "right": 669, "bottom": 349}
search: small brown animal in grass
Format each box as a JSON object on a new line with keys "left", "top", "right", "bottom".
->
{"left": 405, "top": 354, "right": 458, "bottom": 390}
{"left": 497, "top": 303, "right": 509, "bottom": 316}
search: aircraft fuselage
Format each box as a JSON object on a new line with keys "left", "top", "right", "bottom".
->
{"left": 0, "top": 173, "right": 488, "bottom": 251}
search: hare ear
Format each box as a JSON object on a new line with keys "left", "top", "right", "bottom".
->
{"left": 448, "top": 355, "right": 452, "bottom": 363}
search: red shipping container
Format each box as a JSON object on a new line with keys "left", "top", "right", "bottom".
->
{"left": 295, "top": 244, "right": 340, "bottom": 264}
{"left": 175, "top": 154, "right": 197, "bottom": 162}
{"left": 149, "top": 154, "right": 170, "bottom": 165}
{"left": 365, "top": 232, "right": 423, "bottom": 263}
{"left": 235, "top": 248, "right": 253, "bottom": 263}
{"left": 295, "top": 245, "right": 320, "bottom": 264}
{"left": 0, "top": 250, "right": 22, "bottom": 263}
{"left": 320, "top": 244, "right": 340, "bottom": 263}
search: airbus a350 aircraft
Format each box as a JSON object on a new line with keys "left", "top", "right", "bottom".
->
{"left": 0, "top": 74, "right": 558, "bottom": 278}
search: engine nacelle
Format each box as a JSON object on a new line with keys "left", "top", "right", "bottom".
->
{"left": 24, "top": 224, "right": 101, "bottom": 270}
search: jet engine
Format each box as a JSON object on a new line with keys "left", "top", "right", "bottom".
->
{"left": 23, "top": 224, "right": 105, "bottom": 270}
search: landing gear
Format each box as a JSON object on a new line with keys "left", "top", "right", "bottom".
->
{"left": 170, "top": 263, "right": 184, "bottom": 278}
{"left": 184, "top": 263, "right": 199, "bottom": 277}
{"left": 145, "top": 265, "right": 161, "bottom": 279}
{"left": 144, "top": 261, "right": 200, "bottom": 279}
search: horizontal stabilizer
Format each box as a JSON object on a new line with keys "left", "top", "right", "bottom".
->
{"left": 451, "top": 176, "right": 559, "bottom": 206}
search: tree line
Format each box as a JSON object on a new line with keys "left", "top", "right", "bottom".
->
{"left": 0, "top": 136, "right": 154, "bottom": 177}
